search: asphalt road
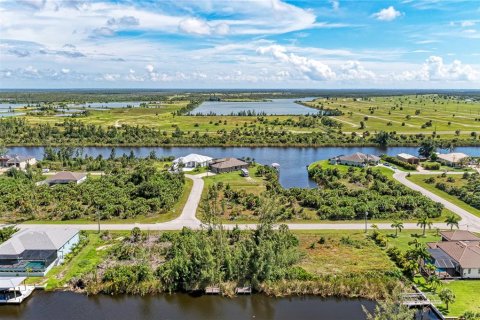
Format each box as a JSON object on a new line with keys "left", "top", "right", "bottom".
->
{"left": 7, "top": 168, "right": 480, "bottom": 232}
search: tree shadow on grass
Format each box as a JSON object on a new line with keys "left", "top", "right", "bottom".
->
{"left": 410, "top": 233, "right": 423, "bottom": 238}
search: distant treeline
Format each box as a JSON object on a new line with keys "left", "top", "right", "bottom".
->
{"left": 2, "top": 90, "right": 480, "bottom": 104}
{"left": 1, "top": 118, "right": 480, "bottom": 147}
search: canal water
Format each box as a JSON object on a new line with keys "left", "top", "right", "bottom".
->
{"left": 8, "top": 146, "right": 480, "bottom": 188}
{"left": 0, "top": 291, "right": 376, "bottom": 320}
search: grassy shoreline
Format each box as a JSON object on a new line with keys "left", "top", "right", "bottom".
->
{"left": 5, "top": 141, "right": 480, "bottom": 147}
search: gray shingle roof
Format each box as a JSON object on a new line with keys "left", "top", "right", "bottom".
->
{"left": 0, "top": 228, "right": 79, "bottom": 255}
{"left": 337, "top": 152, "right": 380, "bottom": 163}
{"left": 46, "top": 171, "right": 86, "bottom": 182}
{"left": 210, "top": 158, "right": 248, "bottom": 169}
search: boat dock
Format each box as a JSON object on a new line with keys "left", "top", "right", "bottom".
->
{"left": 205, "top": 286, "right": 221, "bottom": 294}
{"left": 0, "top": 277, "right": 35, "bottom": 304}
{"left": 235, "top": 286, "right": 252, "bottom": 294}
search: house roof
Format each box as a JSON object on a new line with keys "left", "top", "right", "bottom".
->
{"left": 428, "top": 240, "right": 480, "bottom": 269}
{"left": 173, "top": 153, "right": 213, "bottom": 164}
{"left": 1, "top": 154, "right": 35, "bottom": 163}
{"left": 337, "top": 152, "right": 380, "bottom": 163}
{"left": 210, "top": 158, "right": 248, "bottom": 169}
{"left": 0, "top": 228, "right": 79, "bottom": 256}
{"left": 441, "top": 230, "right": 480, "bottom": 241}
{"left": 397, "top": 153, "right": 418, "bottom": 160}
{"left": 0, "top": 277, "right": 26, "bottom": 289}
{"left": 46, "top": 171, "right": 86, "bottom": 182}
{"left": 437, "top": 153, "right": 469, "bottom": 163}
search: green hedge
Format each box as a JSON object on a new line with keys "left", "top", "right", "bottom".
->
{"left": 381, "top": 155, "right": 417, "bottom": 170}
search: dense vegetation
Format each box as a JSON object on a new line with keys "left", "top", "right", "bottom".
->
{"left": 433, "top": 172, "right": 480, "bottom": 210}
{"left": 78, "top": 221, "right": 402, "bottom": 299}
{"left": 380, "top": 155, "right": 418, "bottom": 170}
{"left": 299, "top": 165, "right": 443, "bottom": 220}
{"left": 82, "top": 215, "right": 304, "bottom": 295}
{"left": 0, "top": 160, "right": 184, "bottom": 221}
{"left": 200, "top": 163, "right": 443, "bottom": 222}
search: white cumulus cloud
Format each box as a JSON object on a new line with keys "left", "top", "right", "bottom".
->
{"left": 339, "top": 61, "right": 375, "bottom": 80}
{"left": 257, "top": 45, "right": 336, "bottom": 81}
{"left": 373, "top": 6, "right": 402, "bottom": 21}
{"left": 397, "top": 56, "right": 479, "bottom": 81}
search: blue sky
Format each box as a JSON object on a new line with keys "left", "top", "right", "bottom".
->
{"left": 0, "top": 0, "right": 479, "bottom": 88}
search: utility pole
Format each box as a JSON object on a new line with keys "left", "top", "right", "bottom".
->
{"left": 364, "top": 211, "right": 369, "bottom": 233}
{"left": 96, "top": 211, "right": 100, "bottom": 233}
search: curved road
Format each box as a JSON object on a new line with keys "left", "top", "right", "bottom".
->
{"left": 8, "top": 169, "right": 480, "bottom": 232}
{"left": 393, "top": 170, "right": 480, "bottom": 232}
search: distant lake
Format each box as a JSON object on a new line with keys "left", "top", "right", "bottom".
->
{"left": 68, "top": 101, "right": 144, "bottom": 109}
{"left": 0, "top": 103, "right": 29, "bottom": 110}
{"left": 0, "top": 112, "right": 25, "bottom": 117}
{"left": 192, "top": 97, "right": 319, "bottom": 115}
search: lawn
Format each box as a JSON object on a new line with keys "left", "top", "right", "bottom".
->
{"left": 407, "top": 174, "right": 480, "bottom": 218}
{"left": 380, "top": 229, "right": 441, "bottom": 252}
{"left": 295, "top": 230, "right": 396, "bottom": 275}
{"left": 26, "top": 232, "right": 124, "bottom": 289}
{"left": 414, "top": 276, "right": 480, "bottom": 316}
{"left": 202, "top": 165, "right": 267, "bottom": 195}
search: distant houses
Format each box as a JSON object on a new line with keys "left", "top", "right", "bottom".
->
{"left": 423, "top": 230, "right": 480, "bottom": 279}
{"left": 0, "top": 227, "right": 80, "bottom": 277}
{"left": 0, "top": 155, "right": 36, "bottom": 170}
{"left": 396, "top": 153, "right": 420, "bottom": 165}
{"left": 172, "top": 154, "right": 213, "bottom": 170}
{"left": 210, "top": 158, "right": 249, "bottom": 173}
{"left": 43, "top": 172, "right": 87, "bottom": 186}
{"left": 436, "top": 152, "right": 469, "bottom": 167}
{"left": 329, "top": 152, "right": 380, "bottom": 167}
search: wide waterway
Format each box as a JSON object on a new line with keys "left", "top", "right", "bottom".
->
{"left": 0, "top": 291, "right": 376, "bottom": 320}
{"left": 8, "top": 145, "right": 480, "bottom": 188}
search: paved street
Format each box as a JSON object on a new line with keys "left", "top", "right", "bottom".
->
{"left": 7, "top": 169, "right": 480, "bottom": 233}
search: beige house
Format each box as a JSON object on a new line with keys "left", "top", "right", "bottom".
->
{"left": 425, "top": 231, "right": 480, "bottom": 279}
{"left": 330, "top": 152, "right": 380, "bottom": 167}
{"left": 437, "top": 152, "right": 469, "bottom": 167}
{"left": 396, "top": 153, "right": 420, "bottom": 165}
{"left": 210, "top": 158, "right": 249, "bottom": 173}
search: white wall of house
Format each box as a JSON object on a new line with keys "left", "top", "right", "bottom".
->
{"left": 338, "top": 160, "right": 365, "bottom": 167}
{"left": 461, "top": 267, "right": 480, "bottom": 279}
{"left": 57, "top": 233, "right": 80, "bottom": 260}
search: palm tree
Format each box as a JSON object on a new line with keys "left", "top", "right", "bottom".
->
{"left": 438, "top": 288, "right": 456, "bottom": 310}
{"left": 445, "top": 215, "right": 460, "bottom": 231}
{"left": 427, "top": 274, "right": 441, "bottom": 293}
{"left": 417, "top": 215, "right": 433, "bottom": 237}
{"left": 425, "top": 263, "right": 436, "bottom": 276}
{"left": 391, "top": 220, "right": 404, "bottom": 237}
